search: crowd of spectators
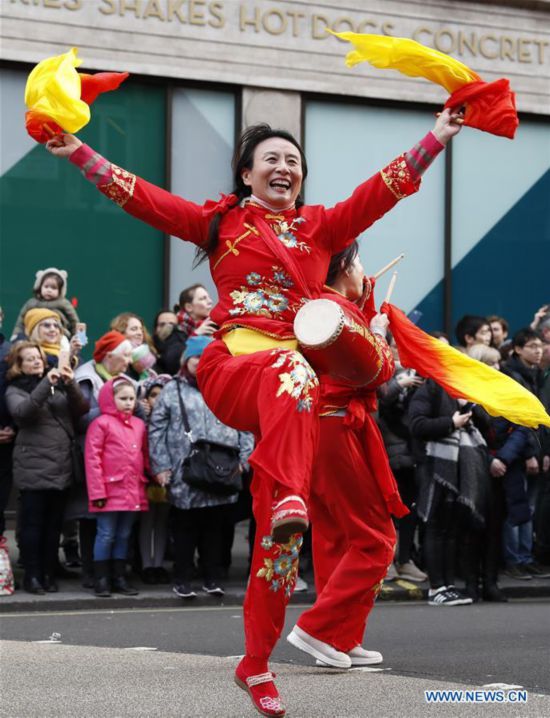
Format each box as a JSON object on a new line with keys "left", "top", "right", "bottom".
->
{"left": 0, "top": 266, "right": 549, "bottom": 606}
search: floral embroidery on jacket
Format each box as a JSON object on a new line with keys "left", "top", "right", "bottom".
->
{"left": 271, "top": 350, "right": 319, "bottom": 412}
{"left": 380, "top": 155, "right": 417, "bottom": 200}
{"left": 100, "top": 165, "right": 136, "bottom": 208}
{"left": 256, "top": 534, "right": 303, "bottom": 597}
{"left": 266, "top": 215, "right": 311, "bottom": 253}
{"left": 229, "top": 266, "right": 295, "bottom": 320}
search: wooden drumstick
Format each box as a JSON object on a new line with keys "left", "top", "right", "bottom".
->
{"left": 374, "top": 253, "right": 404, "bottom": 280}
{"left": 384, "top": 271, "right": 398, "bottom": 304}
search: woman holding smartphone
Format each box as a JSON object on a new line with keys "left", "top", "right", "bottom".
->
{"left": 5, "top": 341, "right": 88, "bottom": 593}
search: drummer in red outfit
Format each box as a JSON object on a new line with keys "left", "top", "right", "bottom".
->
{"left": 46, "top": 110, "right": 462, "bottom": 718}
{"left": 287, "top": 242, "right": 407, "bottom": 670}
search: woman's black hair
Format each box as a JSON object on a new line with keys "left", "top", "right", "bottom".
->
{"left": 194, "top": 123, "right": 308, "bottom": 266}
{"left": 152, "top": 307, "right": 175, "bottom": 331}
{"left": 326, "top": 241, "right": 359, "bottom": 287}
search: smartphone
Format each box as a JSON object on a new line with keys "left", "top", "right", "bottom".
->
{"left": 58, "top": 349, "right": 70, "bottom": 373}
{"left": 76, "top": 322, "right": 88, "bottom": 346}
{"left": 459, "top": 401, "right": 476, "bottom": 414}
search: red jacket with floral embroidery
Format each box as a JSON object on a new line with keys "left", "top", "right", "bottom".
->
{"left": 72, "top": 132, "right": 442, "bottom": 339}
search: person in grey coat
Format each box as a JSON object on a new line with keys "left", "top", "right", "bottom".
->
{"left": 5, "top": 341, "right": 88, "bottom": 594}
{"left": 148, "top": 336, "right": 253, "bottom": 599}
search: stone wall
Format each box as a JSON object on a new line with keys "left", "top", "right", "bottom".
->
{"left": 2, "top": 0, "right": 549, "bottom": 113}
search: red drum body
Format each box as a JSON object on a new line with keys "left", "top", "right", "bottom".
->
{"left": 294, "top": 298, "right": 382, "bottom": 387}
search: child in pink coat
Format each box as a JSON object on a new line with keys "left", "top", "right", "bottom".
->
{"left": 85, "top": 376, "right": 148, "bottom": 597}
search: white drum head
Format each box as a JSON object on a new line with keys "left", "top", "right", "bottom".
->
{"left": 294, "top": 299, "right": 344, "bottom": 348}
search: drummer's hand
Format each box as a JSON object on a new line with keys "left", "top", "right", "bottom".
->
{"left": 45, "top": 133, "right": 82, "bottom": 159}
{"left": 433, "top": 107, "right": 464, "bottom": 145}
{"left": 370, "top": 313, "right": 389, "bottom": 337}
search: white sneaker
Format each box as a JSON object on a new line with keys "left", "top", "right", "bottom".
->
{"left": 287, "top": 625, "right": 352, "bottom": 669}
{"left": 428, "top": 586, "right": 472, "bottom": 606}
{"left": 294, "top": 576, "right": 308, "bottom": 592}
{"left": 316, "top": 645, "right": 383, "bottom": 668}
{"left": 396, "top": 561, "right": 428, "bottom": 583}
{"left": 348, "top": 646, "right": 383, "bottom": 665}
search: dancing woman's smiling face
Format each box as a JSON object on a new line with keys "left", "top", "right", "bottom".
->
{"left": 241, "top": 137, "right": 303, "bottom": 209}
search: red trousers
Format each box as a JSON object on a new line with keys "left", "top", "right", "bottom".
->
{"left": 198, "top": 340, "right": 320, "bottom": 661}
{"left": 297, "top": 415, "right": 397, "bottom": 653}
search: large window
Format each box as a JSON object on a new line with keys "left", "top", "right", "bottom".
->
{"left": 305, "top": 100, "right": 446, "bottom": 330}
{"left": 305, "top": 98, "right": 550, "bottom": 334}
{"left": 451, "top": 120, "right": 550, "bottom": 333}
{"left": 1, "top": 69, "right": 166, "bottom": 349}
{"left": 169, "top": 88, "right": 236, "bottom": 307}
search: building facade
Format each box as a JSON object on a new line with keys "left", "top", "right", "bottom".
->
{"left": 1, "top": 0, "right": 549, "bottom": 344}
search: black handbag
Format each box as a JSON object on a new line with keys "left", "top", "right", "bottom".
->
{"left": 176, "top": 380, "right": 242, "bottom": 495}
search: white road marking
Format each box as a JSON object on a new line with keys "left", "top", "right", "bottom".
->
{"left": 349, "top": 667, "right": 391, "bottom": 673}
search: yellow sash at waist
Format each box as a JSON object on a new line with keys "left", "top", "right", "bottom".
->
{"left": 222, "top": 327, "right": 299, "bottom": 357}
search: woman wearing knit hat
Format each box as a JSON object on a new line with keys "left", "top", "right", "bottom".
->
{"left": 23, "top": 308, "right": 83, "bottom": 370}
{"left": 110, "top": 313, "right": 158, "bottom": 382}
{"left": 11, "top": 267, "right": 80, "bottom": 340}
{"left": 149, "top": 335, "right": 253, "bottom": 598}
{"left": 64, "top": 330, "right": 134, "bottom": 588}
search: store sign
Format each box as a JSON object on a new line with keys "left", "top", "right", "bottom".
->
{"left": 3, "top": 0, "right": 549, "bottom": 112}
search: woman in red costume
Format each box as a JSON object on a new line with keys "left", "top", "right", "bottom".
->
{"left": 46, "top": 111, "right": 462, "bottom": 717}
{"left": 287, "top": 242, "right": 407, "bottom": 670}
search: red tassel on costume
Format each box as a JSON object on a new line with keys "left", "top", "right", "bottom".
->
{"left": 444, "top": 78, "right": 518, "bottom": 139}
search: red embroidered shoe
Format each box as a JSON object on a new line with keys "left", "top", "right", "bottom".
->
{"left": 271, "top": 495, "right": 309, "bottom": 544}
{"left": 234, "top": 659, "right": 286, "bottom": 717}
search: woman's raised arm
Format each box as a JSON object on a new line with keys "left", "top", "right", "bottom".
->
{"left": 46, "top": 134, "right": 209, "bottom": 246}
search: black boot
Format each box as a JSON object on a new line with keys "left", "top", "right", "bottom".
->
{"left": 42, "top": 575, "right": 59, "bottom": 593}
{"left": 112, "top": 560, "right": 138, "bottom": 596}
{"left": 482, "top": 583, "right": 508, "bottom": 602}
{"left": 94, "top": 560, "right": 111, "bottom": 597}
{"left": 23, "top": 576, "right": 45, "bottom": 595}
{"left": 80, "top": 519, "right": 97, "bottom": 588}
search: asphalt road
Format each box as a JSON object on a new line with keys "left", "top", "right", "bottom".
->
{"left": 2, "top": 600, "right": 549, "bottom": 717}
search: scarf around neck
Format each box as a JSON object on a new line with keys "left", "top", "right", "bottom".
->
{"left": 39, "top": 341, "right": 61, "bottom": 357}
{"left": 94, "top": 362, "right": 115, "bottom": 383}
{"left": 9, "top": 373, "right": 43, "bottom": 393}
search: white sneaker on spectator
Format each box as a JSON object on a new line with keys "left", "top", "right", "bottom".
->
{"left": 384, "top": 563, "right": 398, "bottom": 582}
{"left": 294, "top": 576, "right": 308, "bottom": 592}
{"left": 428, "top": 586, "right": 472, "bottom": 606}
{"left": 445, "top": 585, "right": 473, "bottom": 605}
{"left": 202, "top": 580, "right": 224, "bottom": 596}
{"left": 287, "top": 625, "right": 352, "bottom": 668}
{"left": 396, "top": 561, "right": 427, "bottom": 583}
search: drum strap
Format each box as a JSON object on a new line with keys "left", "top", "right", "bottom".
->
{"left": 252, "top": 215, "right": 313, "bottom": 300}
